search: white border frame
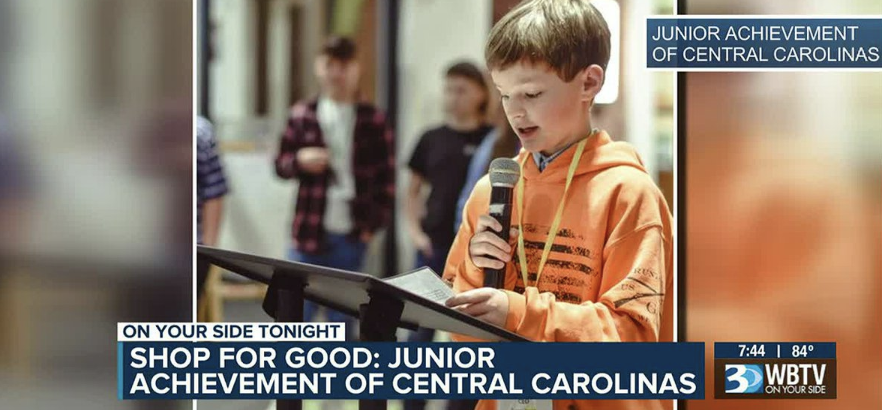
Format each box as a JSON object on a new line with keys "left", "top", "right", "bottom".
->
{"left": 671, "top": 8, "right": 679, "bottom": 410}
{"left": 191, "top": 2, "right": 199, "bottom": 410}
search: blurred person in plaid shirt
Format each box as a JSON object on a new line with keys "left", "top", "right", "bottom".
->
{"left": 274, "top": 37, "right": 395, "bottom": 339}
{"left": 196, "top": 116, "right": 229, "bottom": 296}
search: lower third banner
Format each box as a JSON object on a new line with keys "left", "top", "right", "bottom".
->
{"left": 118, "top": 342, "right": 704, "bottom": 400}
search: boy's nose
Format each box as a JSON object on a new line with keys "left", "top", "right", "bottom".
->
{"left": 508, "top": 110, "right": 525, "bottom": 122}
{"left": 504, "top": 101, "right": 526, "bottom": 119}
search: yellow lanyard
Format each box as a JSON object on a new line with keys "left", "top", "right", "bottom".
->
{"left": 515, "top": 137, "right": 589, "bottom": 288}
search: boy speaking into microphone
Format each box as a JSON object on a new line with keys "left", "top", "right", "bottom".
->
{"left": 443, "top": 0, "right": 674, "bottom": 363}
{"left": 443, "top": 3, "right": 674, "bottom": 408}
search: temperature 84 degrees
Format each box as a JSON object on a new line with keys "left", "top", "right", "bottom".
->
{"left": 792, "top": 345, "right": 814, "bottom": 358}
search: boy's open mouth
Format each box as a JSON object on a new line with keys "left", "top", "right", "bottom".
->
{"left": 517, "top": 126, "right": 539, "bottom": 137}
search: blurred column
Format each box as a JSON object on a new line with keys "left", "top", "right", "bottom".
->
{"left": 622, "top": 0, "right": 657, "bottom": 180}
{"left": 209, "top": 0, "right": 257, "bottom": 137}
{"left": 199, "top": 0, "right": 211, "bottom": 118}
{"left": 377, "top": 0, "right": 400, "bottom": 277}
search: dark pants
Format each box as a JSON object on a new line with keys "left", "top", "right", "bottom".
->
{"left": 288, "top": 233, "right": 366, "bottom": 341}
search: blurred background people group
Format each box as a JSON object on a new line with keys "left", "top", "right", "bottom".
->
{"left": 195, "top": 0, "right": 674, "bottom": 309}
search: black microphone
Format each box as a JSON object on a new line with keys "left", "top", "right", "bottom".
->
{"left": 483, "top": 158, "right": 520, "bottom": 289}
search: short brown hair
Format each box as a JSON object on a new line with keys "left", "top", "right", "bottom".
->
{"left": 446, "top": 61, "right": 489, "bottom": 114}
{"left": 485, "top": 0, "right": 611, "bottom": 81}
{"left": 320, "top": 36, "right": 356, "bottom": 61}
{"left": 446, "top": 62, "right": 487, "bottom": 90}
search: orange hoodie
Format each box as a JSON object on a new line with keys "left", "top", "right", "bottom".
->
{"left": 442, "top": 131, "right": 674, "bottom": 410}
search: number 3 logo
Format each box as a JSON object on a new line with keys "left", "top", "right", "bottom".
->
{"left": 725, "top": 364, "right": 763, "bottom": 393}
{"left": 725, "top": 365, "right": 749, "bottom": 393}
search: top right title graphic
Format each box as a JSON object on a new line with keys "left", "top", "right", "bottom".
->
{"left": 647, "top": 17, "right": 882, "bottom": 69}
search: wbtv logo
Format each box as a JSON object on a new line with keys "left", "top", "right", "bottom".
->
{"left": 715, "top": 360, "right": 836, "bottom": 399}
{"left": 725, "top": 364, "right": 763, "bottom": 393}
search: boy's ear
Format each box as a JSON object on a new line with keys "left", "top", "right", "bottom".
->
{"left": 579, "top": 65, "right": 605, "bottom": 103}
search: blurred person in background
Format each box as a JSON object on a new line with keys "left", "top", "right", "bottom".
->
{"left": 130, "top": 100, "right": 194, "bottom": 323}
{"left": 454, "top": 104, "right": 520, "bottom": 231}
{"left": 404, "top": 60, "right": 491, "bottom": 410}
{"left": 274, "top": 36, "right": 395, "bottom": 340}
{"left": 141, "top": 100, "right": 195, "bottom": 251}
{"left": 0, "top": 116, "right": 31, "bottom": 256}
{"left": 443, "top": 2, "right": 673, "bottom": 409}
{"left": 0, "top": 1, "right": 24, "bottom": 253}
{"left": 196, "top": 116, "right": 229, "bottom": 297}
{"left": 405, "top": 61, "right": 492, "bottom": 334}
{"left": 1, "top": 0, "right": 192, "bottom": 408}
{"left": 0, "top": 117, "right": 31, "bottom": 368}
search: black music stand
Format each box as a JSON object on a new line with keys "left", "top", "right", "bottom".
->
{"left": 197, "top": 246, "right": 527, "bottom": 410}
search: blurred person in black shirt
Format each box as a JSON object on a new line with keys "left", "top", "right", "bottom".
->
{"left": 404, "top": 60, "right": 491, "bottom": 410}
{"left": 404, "top": 61, "right": 491, "bottom": 348}
{"left": 403, "top": 65, "right": 491, "bottom": 410}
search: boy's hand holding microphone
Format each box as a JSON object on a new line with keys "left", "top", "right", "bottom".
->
{"left": 446, "top": 158, "right": 520, "bottom": 327}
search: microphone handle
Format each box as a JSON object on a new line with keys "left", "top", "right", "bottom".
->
{"left": 483, "top": 186, "right": 513, "bottom": 289}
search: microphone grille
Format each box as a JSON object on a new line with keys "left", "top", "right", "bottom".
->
{"left": 488, "top": 158, "right": 521, "bottom": 187}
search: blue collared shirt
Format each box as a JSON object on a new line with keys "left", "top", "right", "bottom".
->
{"left": 531, "top": 130, "right": 598, "bottom": 172}
{"left": 532, "top": 142, "right": 576, "bottom": 172}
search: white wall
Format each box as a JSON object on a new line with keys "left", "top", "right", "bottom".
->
{"left": 209, "top": 0, "right": 256, "bottom": 126}
{"left": 7, "top": 0, "right": 174, "bottom": 264}
{"left": 9, "top": 0, "right": 90, "bottom": 137}
{"left": 396, "top": 0, "right": 493, "bottom": 272}
{"left": 217, "top": 152, "right": 296, "bottom": 260}
{"left": 268, "top": 0, "right": 326, "bottom": 135}
{"left": 210, "top": 0, "right": 325, "bottom": 141}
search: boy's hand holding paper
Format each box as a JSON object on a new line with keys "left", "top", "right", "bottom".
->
{"left": 446, "top": 287, "right": 510, "bottom": 328}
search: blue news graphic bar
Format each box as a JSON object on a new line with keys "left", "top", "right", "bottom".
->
{"left": 715, "top": 343, "right": 836, "bottom": 359}
{"left": 646, "top": 18, "right": 882, "bottom": 69}
{"left": 117, "top": 342, "right": 123, "bottom": 401}
{"left": 778, "top": 342, "right": 836, "bottom": 359}
{"left": 119, "top": 342, "right": 706, "bottom": 400}
{"left": 714, "top": 343, "right": 778, "bottom": 359}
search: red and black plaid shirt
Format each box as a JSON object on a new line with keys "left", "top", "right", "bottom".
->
{"left": 274, "top": 100, "right": 395, "bottom": 254}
